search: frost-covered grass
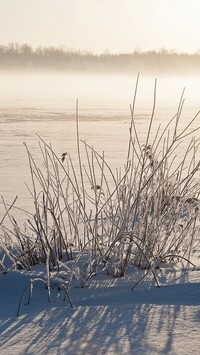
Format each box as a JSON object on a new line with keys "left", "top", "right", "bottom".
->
{"left": 1, "top": 77, "right": 200, "bottom": 300}
{"left": 1, "top": 78, "right": 200, "bottom": 354}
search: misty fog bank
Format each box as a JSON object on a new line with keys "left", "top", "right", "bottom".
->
{"left": 1, "top": 44, "right": 200, "bottom": 75}
{"left": 1, "top": 72, "right": 200, "bottom": 117}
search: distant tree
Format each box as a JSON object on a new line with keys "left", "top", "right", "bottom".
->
{"left": 0, "top": 43, "right": 200, "bottom": 74}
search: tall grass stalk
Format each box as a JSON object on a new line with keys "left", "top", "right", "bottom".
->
{"left": 1, "top": 78, "right": 200, "bottom": 290}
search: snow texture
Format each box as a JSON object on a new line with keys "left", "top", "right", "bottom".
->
{"left": 1, "top": 263, "right": 200, "bottom": 355}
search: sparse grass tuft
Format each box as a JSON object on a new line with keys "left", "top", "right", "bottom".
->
{"left": 1, "top": 76, "right": 200, "bottom": 302}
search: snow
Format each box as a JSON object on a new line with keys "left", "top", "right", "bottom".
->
{"left": 1, "top": 74, "right": 200, "bottom": 354}
{"left": 1, "top": 262, "right": 200, "bottom": 354}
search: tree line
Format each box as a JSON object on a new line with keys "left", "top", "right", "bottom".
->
{"left": 0, "top": 43, "right": 200, "bottom": 74}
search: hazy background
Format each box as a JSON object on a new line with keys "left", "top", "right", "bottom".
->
{"left": 0, "top": 1, "right": 200, "bottom": 104}
{"left": 1, "top": 0, "right": 200, "bottom": 54}
{"left": 0, "top": 1, "right": 199, "bottom": 105}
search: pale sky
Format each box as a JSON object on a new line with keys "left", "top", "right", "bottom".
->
{"left": 0, "top": 0, "right": 200, "bottom": 54}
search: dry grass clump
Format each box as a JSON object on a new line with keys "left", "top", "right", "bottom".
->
{"left": 1, "top": 76, "right": 200, "bottom": 292}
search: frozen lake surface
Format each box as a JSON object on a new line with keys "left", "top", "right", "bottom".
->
{"left": 1, "top": 73, "right": 200, "bottom": 220}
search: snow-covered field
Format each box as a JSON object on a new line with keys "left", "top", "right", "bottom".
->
{"left": 1, "top": 113, "right": 200, "bottom": 354}
{"left": 1, "top": 74, "right": 200, "bottom": 354}
{"left": 1, "top": 261, "right": 200, "bottom": 354}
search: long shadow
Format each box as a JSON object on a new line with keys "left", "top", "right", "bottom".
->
{"left": 1, "top": 268, "right": 200, "bottom": 354}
